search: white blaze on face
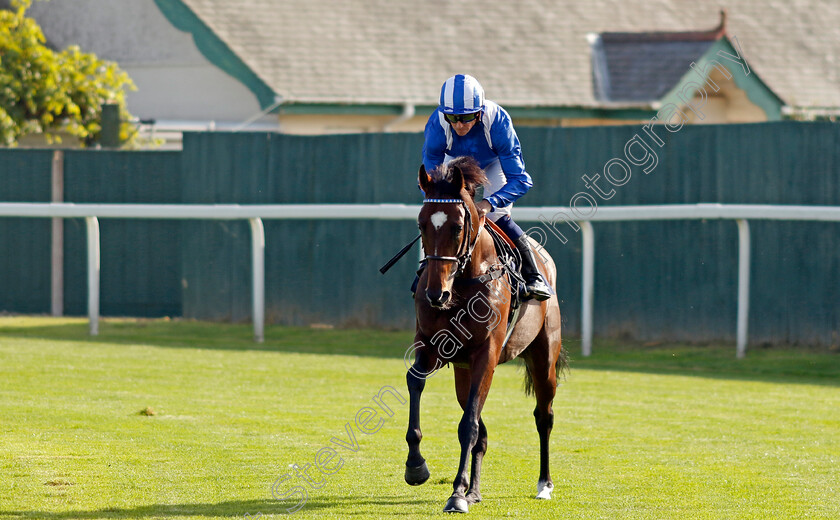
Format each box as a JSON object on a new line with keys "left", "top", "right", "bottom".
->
{"left": 430, "top": 211, "right": 448, "bottom": 230}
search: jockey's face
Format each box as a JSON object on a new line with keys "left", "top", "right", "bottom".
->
{"left": 445, "top": 111, "right": 480, "bottom": 137}
{"left": 451, "top": 119, "right": 477, "bottom": 137}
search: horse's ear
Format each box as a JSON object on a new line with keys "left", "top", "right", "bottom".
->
{"left": 451, "top": 165, "right": 465, "bottom": 193}
{"left": 418, "top": 164, "right": 432, "bottom": 193}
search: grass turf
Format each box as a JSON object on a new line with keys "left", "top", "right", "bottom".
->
{"left": 0, "top": 316, "right": 838, "bottom": 519}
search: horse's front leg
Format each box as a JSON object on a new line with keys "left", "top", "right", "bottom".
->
{"left": 454, "top": 366, "right": 487, "bottom": 505}
{"left": 404, "top": 340, "right": 439, "bottom": 486}
{"left": 444, "top": 354, "right": 496, "bottom": 513}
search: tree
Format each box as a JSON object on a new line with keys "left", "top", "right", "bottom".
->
{"left": 0, "top": 0, "right": 136, "bottom": 146}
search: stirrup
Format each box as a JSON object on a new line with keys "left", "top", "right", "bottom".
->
{"left": 523, "top": 275, "right": 552, "bottom": 302}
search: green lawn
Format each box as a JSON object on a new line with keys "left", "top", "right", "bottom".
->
{"left": 0, "top": 317, "right": 838, "bottom": 519}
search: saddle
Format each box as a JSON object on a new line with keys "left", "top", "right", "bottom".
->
{"left": 481, "top": 219, "right": 526, "bottom": 313}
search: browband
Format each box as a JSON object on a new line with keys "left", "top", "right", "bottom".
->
{"left": 423, "top": 198, "right": 463, "bottom": 204}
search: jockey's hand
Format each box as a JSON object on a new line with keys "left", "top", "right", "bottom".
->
{"left": 476, "top": 200, "right": 492, "bottom": 217}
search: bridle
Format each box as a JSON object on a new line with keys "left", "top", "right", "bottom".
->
{"left": 421, "top": 198, "right": 482, "bottom": 277}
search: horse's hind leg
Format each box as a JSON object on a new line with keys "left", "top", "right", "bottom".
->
{"left": 524, "top": 327, "right": 560, "bottom": 500}
{"left": 466, "top": 418, "right": 487, "bottom": 504}
{"left": 454, "top": 367, "right": 487, "bottom": 505}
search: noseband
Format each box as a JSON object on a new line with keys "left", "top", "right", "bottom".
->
{"left": 421, "top": 198, "right": 481, "bottom": 276}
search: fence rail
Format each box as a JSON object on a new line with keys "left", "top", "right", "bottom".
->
{"left": 2, "top": 202, "right": 839, "bottom": 357}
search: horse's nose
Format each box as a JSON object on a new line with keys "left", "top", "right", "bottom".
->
{"left": 426, "top": 289, "right": 451, "bottom": 308}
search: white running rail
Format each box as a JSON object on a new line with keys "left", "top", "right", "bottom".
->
{"left": 1, "top": 202, "right": 839, "bottom": 357}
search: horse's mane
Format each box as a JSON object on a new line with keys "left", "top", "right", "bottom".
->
{"left": 428, "top": 157, "right": 489, "bottom": 200}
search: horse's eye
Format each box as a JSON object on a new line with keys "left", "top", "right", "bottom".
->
{"left": 452, "top": 225, "right": 463, "bottom": 234}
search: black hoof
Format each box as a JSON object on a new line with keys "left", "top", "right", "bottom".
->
{"left": 443, "top": 495, "right": 469, "bottom": 513}
{"left": 404, "top": 461, "right": 430, "bottom": 486}
{"left": 465, "top": 490, "right": 482, "bottom": 504}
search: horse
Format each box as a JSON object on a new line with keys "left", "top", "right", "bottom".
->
{"left": 404, "top": 156, "right": 566, "bottom": 513}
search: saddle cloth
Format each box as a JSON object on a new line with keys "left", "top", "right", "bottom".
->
{"left": 482, "top": 219, "right": 525, "bottom": 313}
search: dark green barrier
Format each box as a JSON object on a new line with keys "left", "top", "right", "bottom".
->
{"left": 1, "top": 122, "right": 838, "bottom": 346}
{"left": 0, "top": 149, "right": 181, "bottom": 317}
{"left": 62, "top": 151, "right": 182, "bottom": 317}
{"left": 0, "top": 150, "right": 53, "bottom": 313}
{"left": 516, "top": 122, "right": 840, "bottom": 345}
{"left": 179, "top": 132, "right": 424, "bottom": 328}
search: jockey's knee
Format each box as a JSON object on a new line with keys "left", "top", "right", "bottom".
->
{"left": 493, "top": 214, "right": 525, "bottom": 241}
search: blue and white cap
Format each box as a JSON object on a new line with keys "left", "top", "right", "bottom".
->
{"left": 439, "top": 74, "right": 485, "bottom": 115}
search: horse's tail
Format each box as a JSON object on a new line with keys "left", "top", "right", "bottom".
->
{"left": 523, "top": 345, "right": 569, "bottom": 396}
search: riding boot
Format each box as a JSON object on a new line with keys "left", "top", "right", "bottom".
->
{"left": 514, "top": 235, "right": 552, "bottom": 301}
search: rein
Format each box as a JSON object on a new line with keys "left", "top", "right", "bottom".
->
{"left": 422, "top": 197, "right": 521, "bottom": 351}
{"left": 422, "top": 198, "right": 483, "bottom": 277}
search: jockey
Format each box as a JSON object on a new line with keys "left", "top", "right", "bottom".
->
{"left": 421, "top": 74, "right": 552, "bottom": 301}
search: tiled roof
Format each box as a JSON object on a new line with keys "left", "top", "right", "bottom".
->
{"left": 178, "top": 0, "right": 840, "bottom": 109}
{"left": 593, "top": 16, "right": 725, "bottom": 102}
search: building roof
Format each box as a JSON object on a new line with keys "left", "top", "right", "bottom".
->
{"left": 593, "top": 14, "right": 728, "bottom": 102}
{"left": 158, "top": 0, "right": 840, "bottom": 110}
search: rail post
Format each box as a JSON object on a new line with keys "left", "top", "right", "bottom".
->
{"left": 249, "top": 218, "right": 265, "bottom": 343}
{"left": 580, "top": 221, "right": 595, "bottom": 357}
{"left": 736, "top": 219, "right": 751, "bottom": 359}
{"left": 85, "top": 216, "right": 100, "bottom": 336}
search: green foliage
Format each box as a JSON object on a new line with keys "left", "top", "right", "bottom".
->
{"left": 0, "top": 0, "right": 136, "bottom": 146}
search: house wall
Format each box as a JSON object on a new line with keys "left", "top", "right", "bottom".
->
{"left": 559, "top": 118, "right": 643, "bottom": 127}
{"left": 685, "top": 67, "right": 768, "bottom": 124}
{"left": 277, "top": 114, "right": 654, "bottom": 134}
{"left": 277, "top": 114, "right": 427, "bottom": 135}
{"left": 24, "top": 0, "right": 275, "bottom": 127}
{"left": 276, "top": 86, "right": 768, "bottom": 135}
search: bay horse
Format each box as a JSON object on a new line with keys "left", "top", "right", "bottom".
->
{"left": 404, "top": 157, "right": 566, "bottom": 513}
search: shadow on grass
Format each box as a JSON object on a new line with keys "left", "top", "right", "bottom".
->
{"left": 0, "top": 318, "right": 414, "bottom": 360}
{"left": 0, "top": 496, "right": 440, "bottom": 519}
{"left": 2, "top": 318, "right": 839, "bottom": 387}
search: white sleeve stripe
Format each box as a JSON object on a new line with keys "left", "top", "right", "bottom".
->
{"left": 482, "top": 102, "right": 497, "bottom": 150}
{"left": 437, "top": 111, "right": 453, "bottom": 150}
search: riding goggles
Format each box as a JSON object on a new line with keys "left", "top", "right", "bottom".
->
{"left": 444, "top": 112, "right": 480, "bottom": 124}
